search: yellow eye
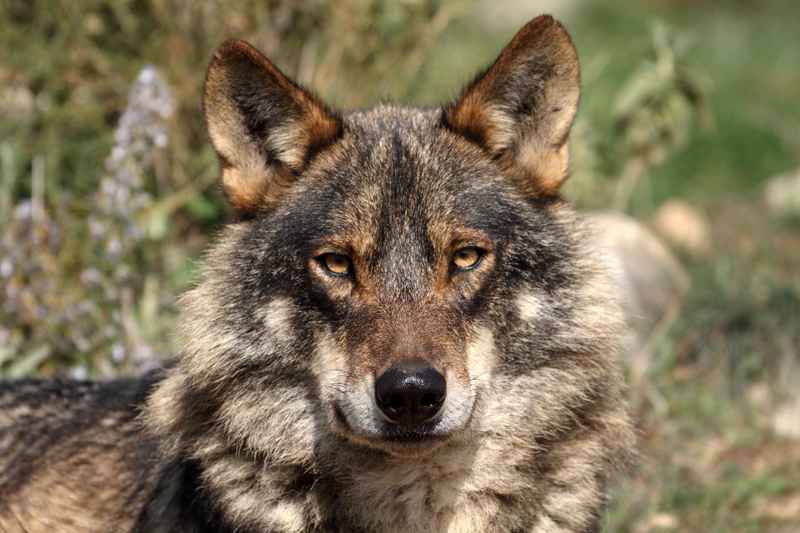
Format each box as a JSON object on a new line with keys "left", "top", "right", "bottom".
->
{"left": 452, "top": 247, "right": 481, "bottom": 269}
{"left": 323, "top": 254, "right": 351, "bottom": 275}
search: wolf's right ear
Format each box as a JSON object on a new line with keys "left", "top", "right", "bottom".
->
{"left": 203, "top": 40, "right": 340, "bottom": 217}
{"left": 443, "top": 16, "right": 579, "bottom": 197}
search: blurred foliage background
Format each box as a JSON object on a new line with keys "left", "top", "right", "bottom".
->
{"left": 1, "top": 0, "right": 799, "bottom": 530}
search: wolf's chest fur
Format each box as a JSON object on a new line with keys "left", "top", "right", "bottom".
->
{"left": 195, "top": 406, "right": 582, "bottom": 532}
{"left": 0, "top": 15, "right": 634, "bottom": 533}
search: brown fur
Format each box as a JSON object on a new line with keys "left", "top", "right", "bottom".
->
{"left": 443, "top": 16, "right": 579, "bottom": 196}
{"left": 1, "top": 15, "right": 635, "bottom": 533}
{"left": 204, "top": 40, "right": 341, "bottom": 216}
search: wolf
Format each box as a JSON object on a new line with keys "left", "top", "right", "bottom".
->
{"left": 0, "top": 15, "right": 635, "bottom": 533}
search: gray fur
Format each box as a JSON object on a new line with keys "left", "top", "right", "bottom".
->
{"left": 0, "top": 15, "right": 634, "bottom": 533}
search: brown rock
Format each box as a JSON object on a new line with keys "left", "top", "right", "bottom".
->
{"left": 764, "top": 167, "right": 800, "bottom": 217}
{"left": 653, "top": 199, "right": 711, "bottom": 258}
{"left": 592, "top": 212, "right": 690, "bottom": 380}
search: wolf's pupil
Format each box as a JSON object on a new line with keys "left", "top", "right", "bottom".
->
{"left": 323, "top": 254, "right": 351, "bottom": 275}
{"left": 453, "top": 247, "right": 480, "bottom": 269}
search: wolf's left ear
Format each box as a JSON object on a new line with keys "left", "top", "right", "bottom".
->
{"left": 204, "top": 40, "right": 340, "bottom": 217}
{"left": 443, "top": 15, "right": 579, "bottom": 197}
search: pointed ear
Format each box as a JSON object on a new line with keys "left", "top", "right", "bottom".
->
{"left": 203, "top": 40, "right": 341, "bottom": 217}
{"left": 443, "top": 16, "right": 580, "bottom": 197}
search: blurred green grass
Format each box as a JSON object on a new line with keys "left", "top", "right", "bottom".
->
{"left": 571, "top": 0, "right": 800, "bottom": 204}
{"left": 1, "top": 0, "right": 799, "bottom": 530}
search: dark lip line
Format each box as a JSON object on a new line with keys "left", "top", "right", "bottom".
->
{"left": 365, "top": 431, "right": 449, "bottom": 451}
{"left": 382, "top": 430, "right": 442, "bottom": 442}
{"left": 332, "top": 404, "right": 449, "bottom": 444}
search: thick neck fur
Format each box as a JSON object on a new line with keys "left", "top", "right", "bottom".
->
{"left": 147, "top": 368, "right": 625, "bottom": 533}
{"left": 182, "top": 412, "right": 537, "bottom": 533}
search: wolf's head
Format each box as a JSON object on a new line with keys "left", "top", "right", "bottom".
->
{"left": 147, "top": 16, "right": 623, "bottom": 464}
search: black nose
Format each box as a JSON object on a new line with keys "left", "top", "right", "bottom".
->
{"left": 375, "top": 363, "right": 446, "bottom": 424}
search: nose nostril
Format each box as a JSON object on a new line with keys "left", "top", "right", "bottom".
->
{"left": 420, "top": 393, "right": 437, "bottom": 406}
{"left": 374, "top": 363, "right": 446, "bottom": 424}
{"left": 387, "top": 394, "right": 404, "bottom": 410}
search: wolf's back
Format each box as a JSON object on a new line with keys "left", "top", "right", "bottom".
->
{"left": 0, "top": 376, "right": 163, "bottom": 531}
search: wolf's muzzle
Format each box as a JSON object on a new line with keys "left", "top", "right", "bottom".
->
{"left": 374, "top": 363, "right": 446, "bottom": 424}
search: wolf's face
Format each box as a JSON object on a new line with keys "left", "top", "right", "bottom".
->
{"left": 159, "top": 16, "right": 589, "bottom": 460}
{"left": 293, "top": 108, "right": 520, "bottom": 455}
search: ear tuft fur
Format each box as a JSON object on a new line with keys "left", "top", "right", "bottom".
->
{"left": 203, "top": 40, "right": 340, "bottom": 217}
{"left": 443, "top": 15, "right": 580, "bottom": 197}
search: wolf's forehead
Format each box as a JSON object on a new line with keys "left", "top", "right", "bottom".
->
{"left": 344, "top": 104, "right": 441, "bottom": 137}
{"left": 293, "top": 104, "right": 515, "bottom": 255}
{"left": 337, "top": 105, "right": 491, "bottom": 208}
{"left": 343, "top": 105, "right": 446, "bottom": 174}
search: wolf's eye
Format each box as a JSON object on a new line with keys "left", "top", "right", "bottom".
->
{"left": 322, "top": 254, "right": 351, "bottom": 275}
{"left": 452, "top": 247, "right": 482, "bottom": 269}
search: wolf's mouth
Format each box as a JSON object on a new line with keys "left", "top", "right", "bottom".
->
{"left": 372, "top": 427, "right": 451, "bottom": 455}
{"left": 332, "top": 402, "right": 451, "bottom": 453}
